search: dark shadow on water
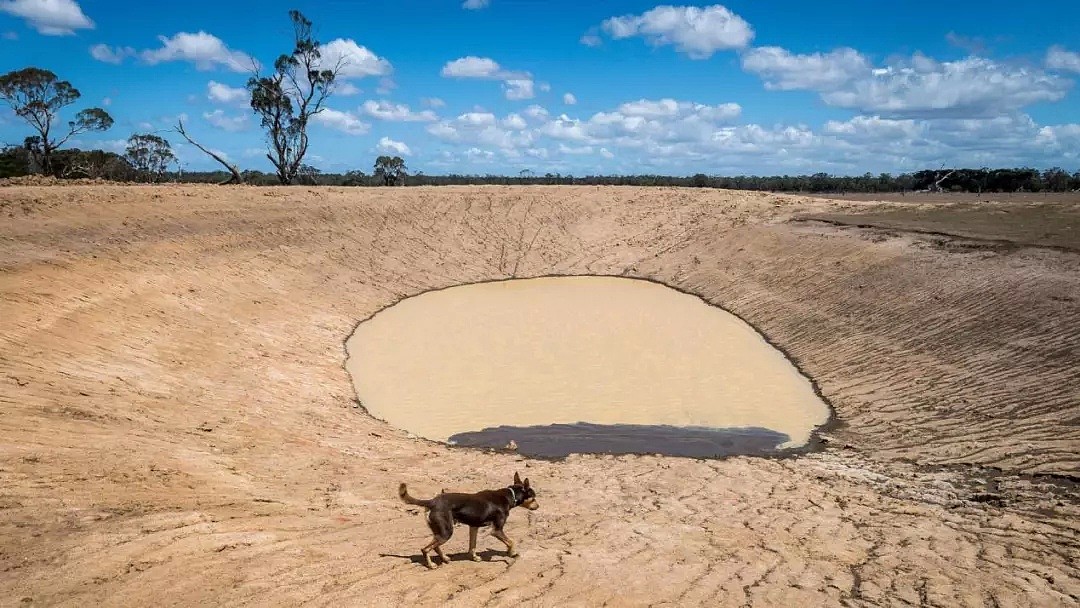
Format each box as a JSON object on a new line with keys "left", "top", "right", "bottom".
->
{"left": 449, "top": 422, "right": 791, "bottom": 459}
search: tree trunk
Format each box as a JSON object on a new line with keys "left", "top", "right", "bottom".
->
{"left": 174, "top": 119, "right": 243, "bottom": 185}
{"left": 268, "top": 155, "right": 293, "bottom": 185}
{"left": 41, "top": 147, "right": 53, "bottom": 177}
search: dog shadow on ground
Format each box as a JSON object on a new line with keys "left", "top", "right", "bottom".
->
{"left": 379, "top": 549, "right": 512, "bottom": 568}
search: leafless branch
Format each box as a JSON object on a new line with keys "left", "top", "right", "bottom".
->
{"left": 173, "top": 118, "right": 243, "bottom": 185}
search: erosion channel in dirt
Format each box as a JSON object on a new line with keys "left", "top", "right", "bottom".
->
{"left": 345, "top": 276, "right": 829, "bottom": 457}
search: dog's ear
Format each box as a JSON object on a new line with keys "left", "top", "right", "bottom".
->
{"left": 523, "top": 477, "right": 531, "bottom": 489}
{"left": 513, "top": 472, "right": 522, "bottom": 485}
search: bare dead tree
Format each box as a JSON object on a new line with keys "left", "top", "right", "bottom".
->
{"left": 60, "top": 158, "right": 94, "bottom": 179}
{"left": 173, "top": 118, "right": 243, "bottom": 185}
{"left": 931, "top": 164, "right": 957, "bottom": 192}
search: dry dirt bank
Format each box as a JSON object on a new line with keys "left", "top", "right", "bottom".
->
{"left": 1, "top": 185, "right": 1077, "bottom": 606}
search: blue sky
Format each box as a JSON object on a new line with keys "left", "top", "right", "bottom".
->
{"left": 1, "top": 0, "right": 1079, "bottom": 175}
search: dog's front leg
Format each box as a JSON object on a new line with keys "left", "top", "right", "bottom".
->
{"left": 468, "top": 527, "right": 482, "bottom": 561}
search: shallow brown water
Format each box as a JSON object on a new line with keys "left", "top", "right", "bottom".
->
{"left": 345, "top": 276, "right": 829, "bottom": 452}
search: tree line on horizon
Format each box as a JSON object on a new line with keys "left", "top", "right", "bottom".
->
{"left": 1, "top": 11, "right": 1078, "bottom": 193}
{"left": 8, "top": 160, "right": 1073, "bottom": 193}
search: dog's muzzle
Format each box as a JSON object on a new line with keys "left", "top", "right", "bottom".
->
{"left": 523, "top": 498, "right": 539, "bottom": 510}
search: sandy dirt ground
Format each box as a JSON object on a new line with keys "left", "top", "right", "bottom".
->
{"left": 1, "top": 185, "right": 1078, "bottom": 607}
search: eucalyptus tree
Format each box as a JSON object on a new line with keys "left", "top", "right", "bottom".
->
{"left": 0, "top": 67, "right": 113, "bottom": 175}
{"left": 247, "top": 10, "right": 342, "bottom": 185}
{"left": 125, "top": 133, "right": 175, "bottom": 182}
{"left": 373, "top": 155, "right": 407, "bottom": 185}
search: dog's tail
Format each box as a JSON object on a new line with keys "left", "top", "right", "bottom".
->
{"left": 398, "top": 483, "right": 433, "bottom": 508}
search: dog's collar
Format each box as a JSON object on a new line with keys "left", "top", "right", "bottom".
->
{"left": 507, "top": 486, "right": 518, "bottom": 505}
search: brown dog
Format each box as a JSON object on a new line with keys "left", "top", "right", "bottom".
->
{"left": 398, "top": 472, "right": 538, "bottom": 569}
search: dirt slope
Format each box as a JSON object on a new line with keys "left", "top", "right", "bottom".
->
{"left": 1, "top": 185, "right": 1077, "bottom": 606}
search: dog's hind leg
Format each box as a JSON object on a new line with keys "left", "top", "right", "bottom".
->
{"left": 421, "top": 535, "right": 449, "bottom": 569}
{"left": 421, "top": 510, "right": 453, "bottom": 568}
{"left": 433, "top": 540, "right": 450, "bottom": 565}
{"left": 468, "top": 526, "right": 482, "bottom": 562}
{"left": 492, "top": 529, "right": 518, "bottom": 558}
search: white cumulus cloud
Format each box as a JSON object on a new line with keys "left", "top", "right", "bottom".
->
{"left": 360, "top": 100, "right": 437, "bottom": 122}
{"left": 580, "top": 33, "right": 602, "bottom": 47}
{"left": 377, "top": 137, "right": 412, "bottom": 155}
{"left": 744, "top": 48, "right": 1071, "bottom": 118}
{"left": 563, "top": 93, "right": 577, "bottom": 105}
{"left": 822, "top": 55, "right": 1070, "bottom": 118}
{"left": 427, "top": 122, "right": 459, "bottom": 141}
{"left": 524, "top": 105, "right": 549, "bottom": 120}
{"left": 462, "top": 0, "right": 490, "bottom": 8}
{"left": 442, "top": 56, "right": 537, "bottom": 103}
{"left": 89, "top": 43, "right": 134, "bottom": 64}
{"left": 741, "top": 47, "right": 871, "bottom": 91}
{"left": 823, "top": 115, "right": 924, "bottom": 140}
{"left": 427, "top": 111, "right": 536, "bottom": 151}
{"left": 1036, "top": 123, "right": 1080, "bottom": 147}
{"left": 502, "top": 113, "right": 527, "bottom": 130}
{"left": 420, "top": 82, "right": 1080, "bottom": 174}
{"left": 458, "top": 112, "right": 497, "bottom": 127}
{"left": 317, "top": 38, "right": 392, "bottom": 79}
{"left": 465, "top": 147, "right": 495, "bottom": 161}
{"left": 206, "top": 80, "right": 247, "bottom": 105}
{"left": 503, "top": 79, "right": 535, "bottom": 100}
{"left": 1046, "top": 46, "right": 1080, "bottom": 73}
{"left": 312, "top": 108, "right": 370, "bottom": 135}
{"left": 141, "top": 32, "right": 256, "bottom": 73}
{"left": 441, "top": 56, "right": 527, "bottom": 80}
{"left": 594, "top": 4, "right": 753, "bottom": 59}
{"left": 616, "top": 98, "right": 741, "bottom": 120}
{"left": 0, "top": 0, "right": 93, "bottom": 35}
{"left": 336, "top": 82, "right": 361, "bottom": 96}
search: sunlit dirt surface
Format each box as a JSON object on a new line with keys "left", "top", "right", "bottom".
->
{"left": 1, "top": 185, "right": 1078, "bottom": 606}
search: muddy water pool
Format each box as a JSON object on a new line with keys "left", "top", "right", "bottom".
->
{"left": 345, "top": 277, "right": 830, "bottom": 457}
